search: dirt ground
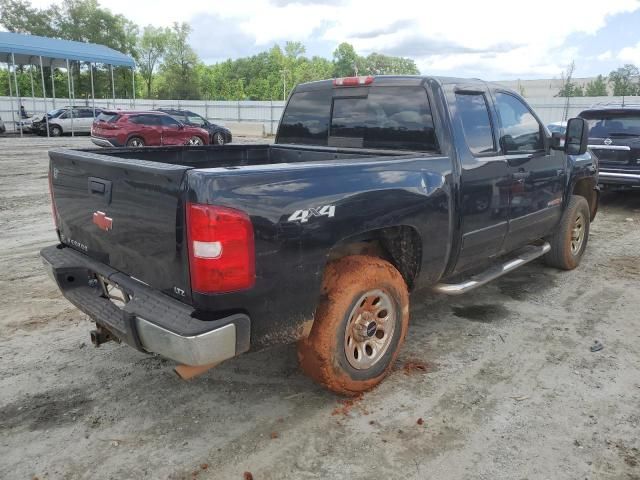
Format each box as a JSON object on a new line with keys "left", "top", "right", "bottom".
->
{"left": 1, "top": 135, "right": 639, "bottom": 480}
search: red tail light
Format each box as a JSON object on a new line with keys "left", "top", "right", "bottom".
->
{"left": 333, "top": 76, "right": 374, "bottom": 87}
{"left": 48, "top": 167, "right": 59, "bottom": 229}
{"left": 186, "top": 203, "right": 255, "bottom": 294}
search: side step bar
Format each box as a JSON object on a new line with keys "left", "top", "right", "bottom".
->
{"left": 433, "top": 242, "right": 551, "bottom": 296}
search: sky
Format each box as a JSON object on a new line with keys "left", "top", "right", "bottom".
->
{"left": 29, "top": 0, "right": 640, "bottom": 80}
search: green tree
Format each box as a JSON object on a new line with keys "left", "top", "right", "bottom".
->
{"left": 0, "top": 0, "right": 55, "bottom": 36}
{"left": 157, "top": 22, "right": 201, "bottom": 99}
{"left": 557, "top": 61, "right": 583, "bottom": 97}
{"left": 333, "top": 42, "right": 360, "bottom": 77}
{"left": 360, "top": 52, "right": 419, "bottom": 75}
{"left": 138, "top": 25, "right": 171, "bottom": 97}
{"left": 584, "top": 75, "right": 608, "bottom": 96}
{"left": 608, "top": 64, "right": 639, "bottom": 96}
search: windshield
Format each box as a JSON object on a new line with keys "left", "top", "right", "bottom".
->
{"left": 47, "top": 108, "right": 66, "bottom": 118}
{"left": 582, "top": 114, "right": 640, "bottom": 138}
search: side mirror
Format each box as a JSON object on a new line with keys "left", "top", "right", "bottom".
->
{"left": 565, "top": 118, "right": 589, "bottom": 155}
{"left": 178, "top": 123, "right": 185, "bottom": 130}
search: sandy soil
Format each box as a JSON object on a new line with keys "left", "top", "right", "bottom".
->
{"left": 1, "top": 136, "right": 639, "bottom": 480}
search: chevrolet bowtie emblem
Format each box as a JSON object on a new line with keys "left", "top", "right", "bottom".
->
{"left": 93, "top": 211, "right": 113, "bottom": 231}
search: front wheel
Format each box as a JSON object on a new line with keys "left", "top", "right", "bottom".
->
{"left": 298, "top": 255, "right": 409, "bottom": 396}
{"left": 212, "top": 132, "right": 225, "bottom": 145}
{"left": 545, "top": 195, "right": 591, "bottom": 270}
{"left": 50, "top": 125, "right": 62, "bottom": 137}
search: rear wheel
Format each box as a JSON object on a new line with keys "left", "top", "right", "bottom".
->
{"left": 126, "top": 137, "right": 145, "bottom": 147}
{"left": 545, "top": 195, "right": 590, "bottom": 270}
{"left": 50, "top": 125, "right": 62, "bottom": 137}
{"left": 298, "top": 255, "right": 409, "bottom": 396}
{"left": 212, "top": 132, "right": 225, "bottom": 145}
{"left": 186, "top": 136, "right": 204, "bottom": 146}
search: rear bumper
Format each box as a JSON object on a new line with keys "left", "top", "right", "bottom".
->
{"left": 40, "top": 244, "right": 250, "bottom": 366}
{"left": 91, "top": 136, "right": 120, "bottom": 148}
{"left": 599, "top": 170, "right": 640, "bottom": 187}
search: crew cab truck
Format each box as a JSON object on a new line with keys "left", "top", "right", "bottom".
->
{"left": 41, "top": 76, "right": 598, "bottom": 395}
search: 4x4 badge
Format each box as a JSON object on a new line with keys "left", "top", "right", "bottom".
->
{"left": 604, "top": 138, "right": 613, "bottom": 145}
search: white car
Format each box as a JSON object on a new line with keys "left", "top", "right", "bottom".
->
{"left": 36, "top": 107, "right": 102, "bottom": 136}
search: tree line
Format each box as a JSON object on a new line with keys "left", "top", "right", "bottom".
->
{"left": 558, "top": 61, "right": 640, "bottom": 97}
{"left": 0, "top": 0, "right": 418, "bottom": 102}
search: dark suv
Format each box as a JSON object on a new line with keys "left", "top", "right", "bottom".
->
{"left": 155, "top": 108, "right": 232, "bottom": 145}
{"left": 579, "top": 106, "right": 640, "bottom": 189}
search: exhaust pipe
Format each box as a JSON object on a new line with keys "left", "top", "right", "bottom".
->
{"left": 90, "top": 327, "right": 114, "bottom": 347}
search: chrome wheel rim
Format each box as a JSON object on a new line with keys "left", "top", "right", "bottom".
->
{"left": 130, "top": 139, "right": 143, "bottom": 147}
{"left": 571, "top": 213, "right": 585, "bottom": 255}
{"left": 214, "top": 133, "right": 224, "bottom": 144}
{"left": 188, "top": 136, "right": 203, "bottom": 146}
{"left": 344, "top": 289, "right": 396, "bottom": 370}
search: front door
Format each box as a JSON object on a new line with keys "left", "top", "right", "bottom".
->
{"left": 159, "top": 116, "right": 185, "bottom": 145}
{"left": 454, "top": 88, "right": 512, "bottom": 272}
{"left": 493, "top": 91, "right": 565, "bottom": 251}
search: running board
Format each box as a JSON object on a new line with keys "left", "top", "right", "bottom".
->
{"left": 433, "top": 242, "right": 551, "bottom": 296}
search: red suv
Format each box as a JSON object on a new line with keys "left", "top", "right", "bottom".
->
{"left": 91, "top": 111, "right": 210, "bottom": 147}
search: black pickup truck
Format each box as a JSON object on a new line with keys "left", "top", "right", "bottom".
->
{"left": 41, "top": 75, "right": 598, "bottom": 395}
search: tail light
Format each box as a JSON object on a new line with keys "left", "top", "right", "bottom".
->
{"left": 333, "top": 76, "right": 374, "bottom": 87}
{"left": 48, "top": 167, "right": 59, "bottom": 229}
{"left": 186, "top": 202, "right": 255, "bottom": 294}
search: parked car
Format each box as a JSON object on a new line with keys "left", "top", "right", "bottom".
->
{"left": 91, "top": 110, "right": 210, "bottom": 147}
{"left": 579, "top": 105, "right": 640, "bottom": 189}
{"left": 42, "top": 75, "right": 597, "bottom": 395}
{"left": 16, "top": 114, "right": 42, "bottom": 133}
{"left": 155, "top": 108, "right": 232, "bottom": 145}
{"left": 33, "top": 106, "right": 102, "bottom": 136}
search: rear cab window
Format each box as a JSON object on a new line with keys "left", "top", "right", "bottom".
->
{"left": 278, "top": 84, "right": 438, "bottom": 151}
{"left": 580, "top": 111, "right": 640, "bottom": 138}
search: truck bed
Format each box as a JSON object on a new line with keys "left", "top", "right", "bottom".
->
{"left": 80, "top": 143, "right": 405, "bottom": 169}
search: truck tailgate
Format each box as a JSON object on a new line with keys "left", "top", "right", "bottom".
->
{"left": 49, "top": 149, "right": 193, "bottom": 302}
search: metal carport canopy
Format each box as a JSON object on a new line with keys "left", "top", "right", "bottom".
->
{"left": 0, "top": 31, "right": 135, "bottom": 67}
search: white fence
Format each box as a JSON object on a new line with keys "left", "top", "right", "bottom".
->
{"left": 0, "top": 97, "right": 287, "bottom": 135}
{"left": 2, "top": 95, "right": 640, "bottom": 136}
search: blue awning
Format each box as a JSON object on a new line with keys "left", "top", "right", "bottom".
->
{"left": 0, "top": 31, "right": 135, "bottom": 67}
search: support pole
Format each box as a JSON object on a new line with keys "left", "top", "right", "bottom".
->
{"left": 29, "top": 62, "right": 36, "bottom": 116}
{"left": 110, "top": 64, "right": 115, "bottom": 107}
{"left": 131, "top": 67, "right": 135, "bottom": 108}
{"left": 66, "top": 59, "right": 74, "bottom": 137}
{"left": 90, "top": 62, "right": 96, "bottom": 119}
{"left": 50, "top": 61, "right": 56, "bottom": 109}
{"left": 7, "top": 62, "right": 16, "bottom": 134}
{"left": 39, "top": 56, "right": 50, "bottom": 138}
{"left": 11, "top": 53, "right": 23, "bottom": 137}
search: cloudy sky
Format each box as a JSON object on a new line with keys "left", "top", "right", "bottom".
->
{"left": 32, "top": 0, "right": 640, "bottom": 80}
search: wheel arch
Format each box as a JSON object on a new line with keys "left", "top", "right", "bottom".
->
{"left": 572, "top": 176, "right": 599, "bottom": 221}
{"left": 326, "top": 225, "right": 422, "bottom": 291}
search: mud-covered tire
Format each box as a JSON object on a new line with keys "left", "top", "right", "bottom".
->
{"left": 297, "top": 255, "right": 409, "bottom": 396}
{"left": 545, "top": 195, "right": 591, "bottom": 270}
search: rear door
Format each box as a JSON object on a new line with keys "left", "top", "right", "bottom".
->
{"left": 49, "top": 149, "right": 193, "bottom": 301}
{"left": 130, "top": 114, "right": 162, "bottom": 145}
{"left": 493, "top": 91, "right": 565, "bottom": 251}
{"left": 453, "top": 87, "right": 511, "bottom": 271}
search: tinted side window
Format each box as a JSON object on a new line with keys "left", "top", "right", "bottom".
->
{"left": 130, "top": 115, "right": 157, "bottom": 125}
{"left": 363, "top": 86, "right": 437, "bottom": 151}
{"left": 161, "top": 116, "right": 180, "bottom": 127}
{"left": 79, "top": 109, "right": 95, "bottom": 118}
{"left": 277, "top": 90, "right": 332, "bottom": 145}
{"left": 495, "top": 92, "right": 543, "bottom": 153}
{"left": 455, "top": 93, "right": 495, "bottom": 155}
